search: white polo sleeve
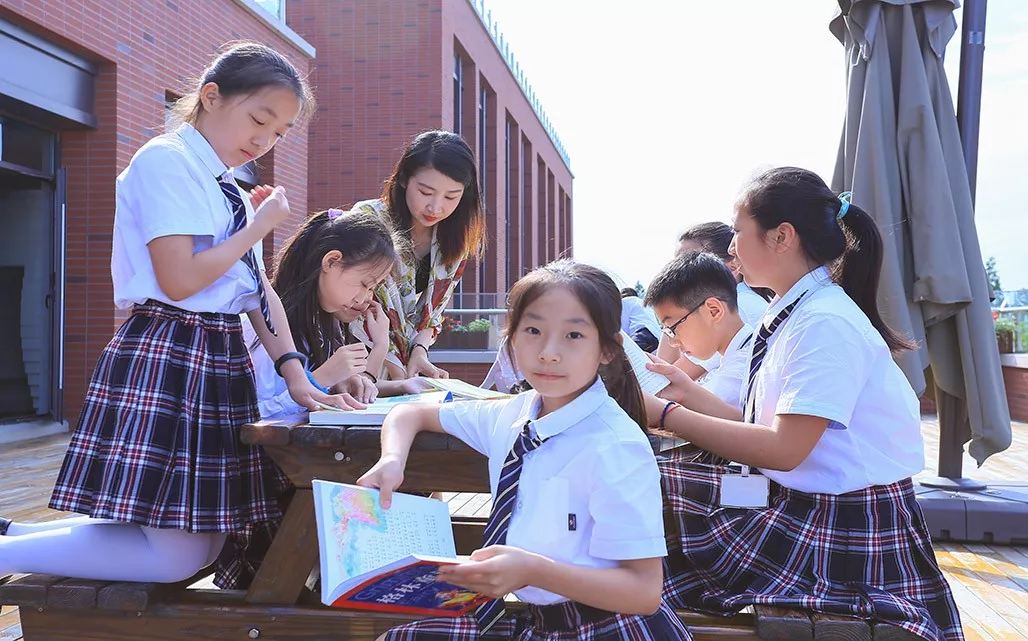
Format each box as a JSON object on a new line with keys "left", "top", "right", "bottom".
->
{"left": 122, "top": 144, "right": 218, "bottom": 243}
{"left": 774, "top": 313, "right": 873, "bottom": 428}
{"left": 587, "top": 439, "right": 667, "bottom": 560}
{"left": 439, "top": 397, "right": 517, "bottom": 458}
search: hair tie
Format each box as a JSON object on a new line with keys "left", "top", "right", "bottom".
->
{"left": 837, "top": 192, "right": 852, "bottom": 220}
{"left": 327, "top": 208, "right": 344, "bottom": 220}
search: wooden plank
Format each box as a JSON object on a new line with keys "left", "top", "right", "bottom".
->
{"left": 871, "top": 622, "right": 929, "bottom": 640}
{"left": 239, "top": 413, "right": 306, "bottom": 446}
{"left": 810, "top": 613, "right": 870, "bottom": 640}
{"left": 753, "top": 605, "right": 812, "bottom": 640}
{"left": 96, "top": 582, "right": 163, "bottom": 612}
{"left": 263, "top": 442, "right": 489, "bottom": 493}
{"left": 289, "top": 424, "right": 344, "bottom": 448}
{"left": 245, "top": 489, "right": 319, "bottom": 605}
{"left": 0, "top": 574, "right": 64, "bottom": 608}
{"left": 934, "top": 544, "right": 1022, "bottom": 640}
{"left": 47, "top": 578, "right": 108, "bottom": 609}
{"left": 15, "top": 591, "right": 762, "bottom": 641}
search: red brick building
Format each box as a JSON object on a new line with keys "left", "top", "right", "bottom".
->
{"left": 288, "top": 0, "right": 573, "bottom": 306}
{"left": 0, "top": 0, "right": 572, "bottom": 434}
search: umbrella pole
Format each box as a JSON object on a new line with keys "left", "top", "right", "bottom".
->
{"left": 927, "top": 0, "right": 989, "bottom": 486}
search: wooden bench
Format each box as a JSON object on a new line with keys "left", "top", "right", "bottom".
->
{"left": 2, "top": 571, "right": 924, "bottom": 640}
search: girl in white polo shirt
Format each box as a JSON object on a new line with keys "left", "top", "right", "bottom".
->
{"left": 651, "top": 168, "right": 963, "bottom": 641}
{"left": 359, "top": 260, "right": 691, "bottom": 640}
{"left": 0, "top": 43, "right": 348, "bottom": 583}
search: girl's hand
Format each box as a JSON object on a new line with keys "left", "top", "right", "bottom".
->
{"left": 252, "top": 186, "right": 291, "bottom": 233}
{"left": 337, "top": 373, "right": 379, "bottom": 404}
{"left": 438, "top": 545, "right": 539, "bottom": 598}
{"left": 286, "top": 376, "right": 366, "bottom": 411}
{"left": 319, "top": 343, "right": 369, "bottom": 385}
{"left": 356, "top": 457, "right": 405, "bottom": 508}
{"left": 366, "top": 300, "right": 391, "bottom": 345}
{"left": 645, "top": 353, "right": 699, "bottom": 405}
{"left": 406, "top": 347, "right": 449, "bottom": 379}
{"left": 248, "top": 184, "right": 276, "bottom": 210}
{"left": 397, "top": 377, "right": 433, "bottom": 395}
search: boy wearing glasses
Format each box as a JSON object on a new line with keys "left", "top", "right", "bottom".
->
{"left": 644, "top": 252, "right": 753, "bottom": 411}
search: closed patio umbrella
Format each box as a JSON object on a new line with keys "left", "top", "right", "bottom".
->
{"left": 830, "top": 0, "right": 1010, "bottom": 476}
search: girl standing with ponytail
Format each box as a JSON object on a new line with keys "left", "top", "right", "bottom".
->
{"left": 358, "top": 260, "right": 691, "bottom": 641}
{"left": 650, "top": 167, "right": 963, "bottom": 640}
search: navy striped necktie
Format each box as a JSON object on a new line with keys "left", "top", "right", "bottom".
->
{"left": 743, "top": 293, "right": 806, "bottom": 423}
{"left": 475, "top": 422, "right": 546, "bottom": 632}
{"left": 217, "top": 174, "right": 275, "bottom": 335}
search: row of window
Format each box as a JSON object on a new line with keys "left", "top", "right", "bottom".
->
{"left": 453, "top": 50, "right": 571, "bottom": 300}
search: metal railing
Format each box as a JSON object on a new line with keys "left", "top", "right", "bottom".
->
{"left": 466, "top": 0, "right": 571, "bottom": 169}
{"left": 437, "top": 308, "right": 507, "bottom": 351}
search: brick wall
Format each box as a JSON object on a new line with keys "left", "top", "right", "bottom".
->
{"left": 1, "top": 0, "right": 313, "bottom": 425}
{"left": 434, "top": 361, "right": 491, "bottom": 387}
{"left": 287, "top": 0, "right": 444, "bottom": 214}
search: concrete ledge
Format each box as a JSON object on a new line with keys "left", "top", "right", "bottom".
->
{"left": 1000, "top": 353, "right": 1028, "bottom": 369}
{"left": 231, "top": 0, "right": 316, "bottom": 57}
{"left": 0, "top": 418, "right": 69, "bottom": 445}
{"left": 431, "top": 349, "right": 497, "bottom": 364}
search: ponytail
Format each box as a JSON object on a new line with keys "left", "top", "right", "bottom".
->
{"left": 599, "top": 344, "right": 648, "bottom": 434}
{"left": 835, "top": 204, "right": 916, "bottom": 353}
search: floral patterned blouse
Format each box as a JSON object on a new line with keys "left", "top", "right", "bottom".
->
{"left": 347, "top": 199, "right": 468, "bottom": 368}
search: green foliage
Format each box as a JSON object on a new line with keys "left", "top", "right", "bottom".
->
{"left": 985, "top": 256, "right": 1002, "bottom": 295}
{"left": 460, "top": 318, "right": 491, "bottom": 333}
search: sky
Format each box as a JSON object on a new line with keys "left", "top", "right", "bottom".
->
{"left": 484, "top": 1, "right": 1028, "bottom": 291}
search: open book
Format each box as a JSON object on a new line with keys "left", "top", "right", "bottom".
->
{"left": 312, "top": 480, "right": 490, "bottom": 616}
{"left": 309, "top": 391, "right": 453, "bottom": 426}
{"left": 423, "top": 377, "right": 511, "bottom": 400}
{"left": 620, "top": 330, "right": 670, "bottom": 395}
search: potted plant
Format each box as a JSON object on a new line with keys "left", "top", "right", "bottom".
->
{"left": 432, "top": 316, "right": 462, "bottom": 350}
{"left": 995, "top": 315, "right": 1016, "bottom": 354}
{"left": 460, "top": 318, "right": 491, "bottom": 350}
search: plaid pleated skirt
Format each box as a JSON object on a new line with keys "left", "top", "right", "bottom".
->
{"left": 658, "top": 449, "right": 964, "bottom": 641}
{"left": 382, "top": 600, "right": 692, "bottom": 640}
{"left": 49, "top": 300, "right": 289, "bottom": 539}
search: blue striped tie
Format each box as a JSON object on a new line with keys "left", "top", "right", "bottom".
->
{"left": 743, "top": 293, "right": 806, "bottom": 423}
{"left": 474, "top": 423, "right": 546, "bottom": 633}
{"left": 217, "top": 174, "right": 276, "bottom": 335}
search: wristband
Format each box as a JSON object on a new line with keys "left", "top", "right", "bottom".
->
{"left": 274, "top": 351, "right": 307, "bottom": 377}
{"left": 361, "top": 371, "right": 378, "bottom": 384}
{"left": 659, "top": 401, "right": 682, "bottom": 429}
{"left": 305, "top": 369, "right": 330, "bottom": 394}
{"left": 408, "top": 342, "right": 429, "bottom": 358}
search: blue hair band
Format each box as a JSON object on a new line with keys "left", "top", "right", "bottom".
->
{"left": 837, "top": 191, "right": 852, "bottom": 220}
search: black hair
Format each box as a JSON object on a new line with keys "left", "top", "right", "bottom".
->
{"left": 679, "top": 222, "right": 734, "bottom": 263}
{"left": 169, "top": 41, "right": 316, "bottom": 128}
{"left": 269, "top": 209, "right": 403, "bottom": 367}
{"left": 645, "top": 251, "right": 739, "bottom": 313}
{"left": 620, "top": 287, "right": 639, "bottom": 299}
{"left": 740, "top": 166, "right": 915, "bottom": 352}
{"left": 680, "top": 221, "right": 774, "bottom": 301}
{"left": 502, "top": 260, "right": 647, "bottom": 432}
{"left": 382, "top": 131, "right": 487, "bottom": 267}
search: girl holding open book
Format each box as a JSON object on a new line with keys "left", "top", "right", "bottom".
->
{"left": 648, "top": 167, "right": 963, "bottom": 640}
{"left": 359, "top": 260, "right": 691, "bottom": 640}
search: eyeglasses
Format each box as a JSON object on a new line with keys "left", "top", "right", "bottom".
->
{"left": 661, "top": 302, "right": 704, "bottom": 339}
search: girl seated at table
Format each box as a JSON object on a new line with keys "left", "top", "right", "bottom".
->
{"left": 358, "top": 260, "right": 691, "bottom": 640}
{"left": 650, "top": 167, "right": 963, "bottom": 640}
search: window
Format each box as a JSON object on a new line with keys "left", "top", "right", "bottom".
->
{"left": 505, "top": 118, "right": 511, "bottom": 289}
{"left": 254, "top": 0, "right": 285, "bottom": 21}
{"left": 452, "top": 54, "right": 463, "bottom": 135}
{"left": 0, "top": 118, "right": 54, "bottom": 177}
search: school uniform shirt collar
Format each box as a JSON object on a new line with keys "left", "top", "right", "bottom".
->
{"left": 763, "top": 266, "right": 833, "bottom": 328}
{"left": 524, "top": 376, "right": 608, "bottom": 441}
{"left": 176, "top": 123, "right": 230, "bottom": 179}
{"left": 724, "top": 323, "right": 754, "bottom": 357}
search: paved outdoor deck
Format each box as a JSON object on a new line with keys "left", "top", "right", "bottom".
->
{"left": 3, "top": 415, "right": 1028, "bottom": 640}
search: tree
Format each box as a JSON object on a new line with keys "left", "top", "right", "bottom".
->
{"left": 633, "top": 281, "right": 645, "bottom": 298}
{"left": 985, "top": 256, "right": 1002, "bottom": 296}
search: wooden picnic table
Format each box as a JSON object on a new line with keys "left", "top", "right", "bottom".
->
{"left": 238, "top": 413, "right": 491, "bottom": 607}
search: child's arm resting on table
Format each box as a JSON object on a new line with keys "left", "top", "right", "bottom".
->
{"left": 439, "top": 547, "right": 663, "bottom": 616}
{"left": 356, "top": 403, "right": 445, "bottom": 508}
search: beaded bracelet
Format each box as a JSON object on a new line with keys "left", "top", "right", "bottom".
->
{"left": 659, "top": 400, "right": 682, "bottom": 429}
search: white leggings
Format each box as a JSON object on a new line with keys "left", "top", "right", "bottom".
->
{"left": 0, "top": 517, "right": 225, "bottom": 583}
